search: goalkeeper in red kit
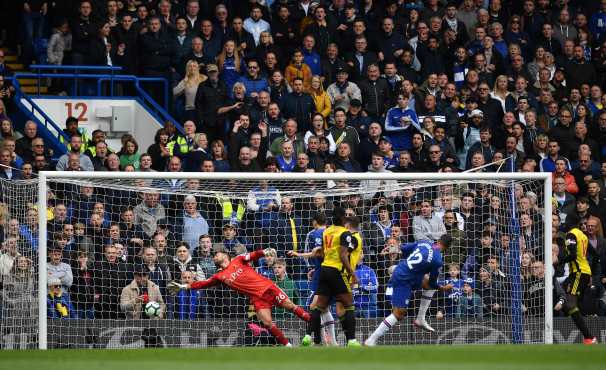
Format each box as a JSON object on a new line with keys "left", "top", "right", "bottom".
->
{"left": 168, "top": 248, "right": 310, "bottom": 346}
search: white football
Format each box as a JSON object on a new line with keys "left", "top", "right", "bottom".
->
{"left": 144, "top": 301, "right": 161, "bottom": 317}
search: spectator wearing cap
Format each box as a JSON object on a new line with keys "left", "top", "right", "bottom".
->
{"left": 455, "top": 278, "right": 483, "bottom": 319}
{"left": 327, "top": 66, "right": 362, "bottom": 111}
{"left": 384, "top": 93, "right": 420, "bottom": 151}
{"left": 47, "top": 277, "right": 76, "bottom": 319}
{"left": 195, "top": 64, "right": 228, "bottom": 142}
{"left": 120, "top": 264, "right": 165, "bottom": 319}
{"left": 220, "top": 223, "right": 250, "bottom": 253}
{"left": 455, "top": 109, "right": 483, "bottom": 166}
{"left": 344, "top": 99, "right": 370, "bottom": 137}
{"left": 377, "top": 136, "right": 399, "bottom": 169}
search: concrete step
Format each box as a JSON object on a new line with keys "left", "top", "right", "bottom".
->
{"left": 17, "top": 78, "right": 40, "bottom": 86}
{"left": 7, "top": 63, "right": 25, "bottom": 71}
{"left": 20, "top": 85, "right": 48, "bottom": 94}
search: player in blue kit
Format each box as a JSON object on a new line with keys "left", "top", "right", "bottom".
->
{"left": 364, "top": 234, "right": 454, "bottom": 346}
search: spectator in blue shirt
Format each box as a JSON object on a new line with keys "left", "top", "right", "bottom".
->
{"left": 237, "top": 59, "right": 269, "bottom": 98}
{"left": 384, "top": 93, "right": 420, "bottom": 151}
{"left": 589, "top": 1, "right": 606, "bottom": 45}
{"left": 171, "top": 270, "right": 206, "bottom": 319}
{"left": 354, "top": 254, "right": 379, "bottom": 318}
{"left": 178, "top": 195, "right": 210, "bottom": 251}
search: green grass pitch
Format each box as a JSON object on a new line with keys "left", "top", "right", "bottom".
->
{"left": 0, "top": 345, "right": 604, "bottom": 370}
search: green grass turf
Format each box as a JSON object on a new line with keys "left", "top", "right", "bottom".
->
{"left": 1, "top": 345, "right": 604, "bottom": 370}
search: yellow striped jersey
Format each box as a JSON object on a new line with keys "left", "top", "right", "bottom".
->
{"left": 564, "top": 228, "right": 592, "bottom": 275}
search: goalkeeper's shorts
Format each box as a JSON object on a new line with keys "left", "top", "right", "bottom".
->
{"left": 251, "top": 285, "right": 288, "bottom": 311}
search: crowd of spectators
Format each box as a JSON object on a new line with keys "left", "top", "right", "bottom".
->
{"left": 0, "top": 0, "right": 606, "bottom": 322}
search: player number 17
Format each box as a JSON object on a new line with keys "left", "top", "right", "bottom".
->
{"left": 406, "top": 249, "right": 423, "bottom": 270}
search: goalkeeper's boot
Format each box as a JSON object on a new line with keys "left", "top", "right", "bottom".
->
{"left": 347, "top": 339, "right": 362, "bottom": 347}
{"left": 583, "top": 337, "right": 598, "bottom": 345}
{"left": 301, "top": 334, "right": 313, "bottom": 347}
{"left": 413, "top": 318, "right": 436, "bottom": 333}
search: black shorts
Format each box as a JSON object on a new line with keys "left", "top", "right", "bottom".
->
{"left": 563, "top": 272, "right": 591, "bottom": 296}
{"left": 316, "top": 266, "right": 351, "bottom": 297}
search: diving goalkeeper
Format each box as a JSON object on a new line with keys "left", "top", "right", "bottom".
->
{"left": 168, "top": 248, "right": 310, "bottom": 346}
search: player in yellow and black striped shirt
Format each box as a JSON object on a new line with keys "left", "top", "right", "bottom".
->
{"left": 306, "top": 207, "right": 361, "bottom": 346}
{"left": 558, "top": 224, "right": 597, "bottom": 344}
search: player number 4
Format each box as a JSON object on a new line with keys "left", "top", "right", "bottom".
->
{"left": 406, "top": 249, "right": 423, "bottom": 269}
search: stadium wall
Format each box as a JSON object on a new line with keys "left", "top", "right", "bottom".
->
{"left": 3, "top": 318, "right": 603, "bottom": 349}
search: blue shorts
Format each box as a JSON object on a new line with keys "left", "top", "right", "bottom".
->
{"left": 389, "top": 283, "right": 413, "bottom": 308}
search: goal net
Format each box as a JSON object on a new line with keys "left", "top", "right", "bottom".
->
{"left": 2, "top": 172, "right": 551, "bottom": 348}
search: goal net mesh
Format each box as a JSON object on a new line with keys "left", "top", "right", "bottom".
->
{"left": 1, "top": 175, "right": 547, "bottom": 348}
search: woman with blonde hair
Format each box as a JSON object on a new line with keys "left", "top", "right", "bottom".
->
{"left": 490, "top": 75, "right": 510, "bottom": 112}
{"left": 174, "top": 60, "right": 207, "bottom": 123}
{"left": 309, "top": 76, "right": 331, "bottom": 119}
{"left": 216, "top": 39, "right": 241, "bottom": 92}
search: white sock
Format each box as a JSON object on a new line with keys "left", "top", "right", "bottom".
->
{"left": 366, "top": 314, "right": 399, "bottom": 344}
{"left": 417, "top": 289, "right": 436, "bottom": 321}
{"left": 321, "top": 311, "right": 337, "bottom": 345}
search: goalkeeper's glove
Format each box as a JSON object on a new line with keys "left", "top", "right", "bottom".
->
{"left": 263, "top": 248, "right": 277, "bottom": 258}
{"left": 167, "top": 281, "right": 188, "bottom": 295}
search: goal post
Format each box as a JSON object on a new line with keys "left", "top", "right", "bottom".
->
{"left": 31, "top": 171, "right": 551, "bottom": 349}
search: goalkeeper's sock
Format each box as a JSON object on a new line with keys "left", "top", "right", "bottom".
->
{"left": 321, "top": 310, "right": 337, "bottom": 345}
{"left": 416, "top": 289, "right": 435, "bottom": 322}
{"left": 570, "top": 310, "right": 593, "bottom": 339}
{"left": 366, "top": 314, "right": 399, "bottom": 345}
{"left": 268, "top": 324, "right": 289, "bottom": 346}
{"left": 310, "top": 308, "right": 322, "bottom": 344}
{"left": 343, "top": 306, "right": 356, "bottom": 341}
{"left": 293, "top": 306, "right": 310, "bottom": 322}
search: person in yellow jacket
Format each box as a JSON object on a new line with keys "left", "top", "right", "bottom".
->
{"left": 284, "top": 49, "right": 313, "bottom": 92}
{"left": 309, "top": 75, "right": 332, "bottom": 119}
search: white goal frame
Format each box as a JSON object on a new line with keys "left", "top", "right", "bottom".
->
{"left": 37, "top": 171, "right": 553, "bottom": 349}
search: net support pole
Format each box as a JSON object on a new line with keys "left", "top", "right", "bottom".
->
{"left": 38, "top": 172, "right": 48, "bottom": 350}
{"left": 544, "top": 176, "right": 553, "bottom": 344}
{"left": 509, "top": 180, "right": 523, "bottom": 344}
